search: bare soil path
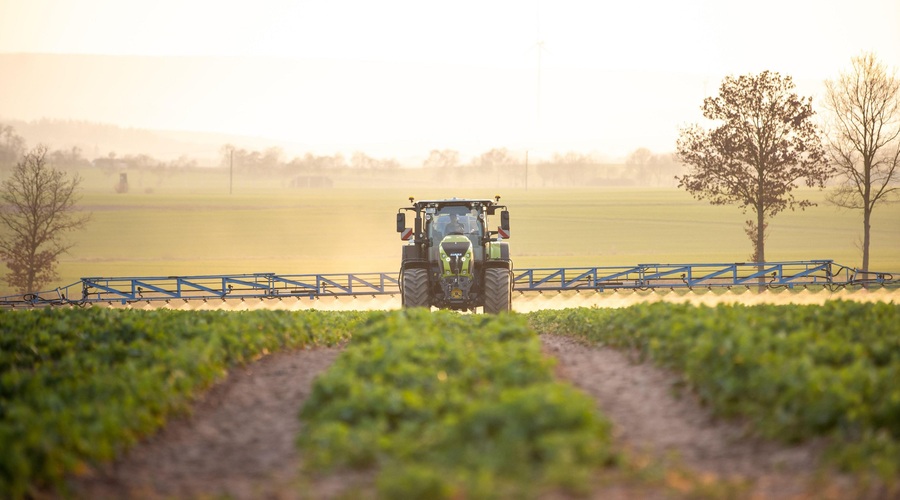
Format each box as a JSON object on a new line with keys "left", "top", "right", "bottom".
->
{"left": 67, "top": 335, "right": 848, "bottom": 499}
{"left": 70, "top": 347, "right": 343, "bottom": 499}
{"left": 542, "top": 334, "right": 842, "bottom": 498}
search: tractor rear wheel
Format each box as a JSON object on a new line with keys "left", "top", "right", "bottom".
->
{"left": 402, "top": 268, "right": 430, "bottom": 308}
{"left": 483, "top": 268, "right": 511, "bottom": 314}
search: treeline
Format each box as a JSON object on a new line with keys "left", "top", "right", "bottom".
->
{"left": 2, "top": 122, "right": 683, "bottom": 187}
{"left": 0, "top": 123, "right": 198, "bottom": 172}
{"left": 219, "top": 145, "right": 402, "bottom": 173}
{"left": 220, "top": 144, "right": 684, "bottom": 187}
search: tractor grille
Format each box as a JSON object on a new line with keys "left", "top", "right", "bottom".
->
{"left": 440, "top": 240, "right": 470, "bottom": 256}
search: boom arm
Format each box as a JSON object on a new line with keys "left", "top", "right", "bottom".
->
{"left": 1, "top": 260, "right": 896, "bottom": 307}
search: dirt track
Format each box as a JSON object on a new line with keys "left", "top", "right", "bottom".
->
{"left": 542, "top": 334, "right": 839, "bottom": 498}
{"left": 69, "top": 334, "right": 850, "bottom": 499}
{"left": 70, "top": 348, "right": 343, "bottom": 499}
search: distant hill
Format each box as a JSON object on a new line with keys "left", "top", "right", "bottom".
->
{"left": 0, "top": 53, "right": 404, "bottom": 162}
{"left": 0, "top": 117, "right": 290, "bottom": 164}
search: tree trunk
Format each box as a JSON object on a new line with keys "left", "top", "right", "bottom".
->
{"left": 26, "top": 246, "right": 36, "bottom": 294}
{"left": 756, "top": 208, "right": 766, "bottom": 264}
{"left": 862, "top": 167, "right": 872, "bottom": 287}
{"left": 862, "top": 205, "right": 871, "bottom": 287}
{"left": 756, "top": 204, "right": 766, "bottom": 292}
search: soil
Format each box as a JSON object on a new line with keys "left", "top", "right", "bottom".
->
{"left": 541, "top": 334, "right": 845, "bottom": 498}
{"left": 67, "top": 335, "right": 852, "bottom": 499}
{"left": 69, "top": 347, "right": 344, "bottom": 499}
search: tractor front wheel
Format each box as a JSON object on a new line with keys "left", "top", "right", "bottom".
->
{"left": 483, "top": 267, "right": 512, "bottom": 314}
{"left": 402, "top": 268, "right": 430, "bottom": 308}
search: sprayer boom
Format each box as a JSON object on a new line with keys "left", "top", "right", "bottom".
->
{"left": 0, "top": 260, "right": 895, "bottom": 308}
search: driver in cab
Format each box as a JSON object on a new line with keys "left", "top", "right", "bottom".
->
{"left": 445, "top": 214, "right": 466, "bottom": 234}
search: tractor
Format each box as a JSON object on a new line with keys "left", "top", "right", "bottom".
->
{"left": 396, "top": 196, "right": 512, "bottom": 313}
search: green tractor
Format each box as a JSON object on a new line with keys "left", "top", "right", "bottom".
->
{"left": 396, "top": 196, "right": 513, "bottom": 313}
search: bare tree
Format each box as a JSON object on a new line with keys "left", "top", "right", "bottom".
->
{"left": 676, "top": 71, "right": 831, "bottom": 263}
{"left": 0, "top": 145, "right": 91, "bottom": 293}
{"left": 261, "top": 146, "right": 284, "bottom": 170}
{"left": 540, "top": 151, "right": 594, "bottom": 186}
{"left": 648, "top": 152, "right": 682, "bottom": 187}
{"left": 472, "top": 148, "right": 518, "bottom": 168}
{"left": 422, "top": 149, "right": 460, "bottom": 169}
{"left": 0, "top": 124, "right": 26, "bottom": 166}
{"left": 626, "top": 147, "right": 653, "bottom": 185}
{"left": 823, "top": 52, "right": 900, "bottom": 274}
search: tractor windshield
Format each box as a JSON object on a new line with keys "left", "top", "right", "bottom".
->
{"left": 430, "top": 208, "right": 483, "bottom": 242}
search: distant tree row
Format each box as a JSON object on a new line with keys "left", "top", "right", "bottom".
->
{"left": 213, "top": 144, "right": 682, "bottom": 187}
{"left": 1, "top": 125, "right": 96, "bottom": 171}
{"left": 218, "top": 145, "right": 403, "bottom": 173}
{"left": 0, "top": 123, "right": 197, "bottom": 173}
{"left": 5, "top": 123, "right": 683, "bottom": 188}
{"left": 0, "top": 125, "right": 27, "bottom": 166}
{"left": 2, "top": 125, "right": 89, "bottom": 169}
{"left": 93, "top": 152, "right": 197, "bottom": 172}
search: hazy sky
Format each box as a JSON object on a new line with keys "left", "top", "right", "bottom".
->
{"left": 1, "top": 0, "right": 899, "bottom": 160}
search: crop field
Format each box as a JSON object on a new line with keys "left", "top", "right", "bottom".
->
{"left": 3, "top": 179, "right": 898, "bottom": 297}
{"left": 2, "top": 171, "right": 899, "bottom": 496}
{"left": 2, "top": 303, "right": 899, "bottom": 498}
{"left": 0, "top": 308, "right": 362, "bottom": 498}
{"left": 531, "top": 301, "right": 900, "bottom": 480}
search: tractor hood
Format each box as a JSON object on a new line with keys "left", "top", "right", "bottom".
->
{"left": 439, "top": 235, "right": 473, "bottom": 277}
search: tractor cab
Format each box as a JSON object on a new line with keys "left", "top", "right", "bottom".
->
{"left": 427, "top": 208, "right": 484, "bottom": 261}
{"left": 396, "top": 196, "right": 512, "bottom": 313}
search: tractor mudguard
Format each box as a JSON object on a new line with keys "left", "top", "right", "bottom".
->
{"left": 487, "top": 241, "right": 509, "bottom": 261}
{"left": 402, "top": 245, "right": 422, "bottom": 262}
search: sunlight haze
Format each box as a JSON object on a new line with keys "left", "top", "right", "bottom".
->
{"left": 1, "top": 0, "right": 898, "bottom": 161}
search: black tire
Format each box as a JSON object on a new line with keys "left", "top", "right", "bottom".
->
{"left": 402, "top": 268, "right": 430, "bottom": 308}
{"left": 483, "top": 267, "right": 511, "bottom": 314}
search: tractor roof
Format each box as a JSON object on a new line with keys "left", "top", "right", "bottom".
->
{"left": 411, "top": 198, "right": 499, "bottom": 209}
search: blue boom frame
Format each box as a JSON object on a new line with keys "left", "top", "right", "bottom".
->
{"left": 0, "top": 260, "right": 895, "bottom": 307}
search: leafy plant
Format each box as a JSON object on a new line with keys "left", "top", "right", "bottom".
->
{"left": 0, "top": 307, "right": 364, "bottom": 499}
{"left": 298, "top": 309, "right": 617, "bottom": 498}
{"left": 529, "top": 301, "right": 900, "bottom": 481}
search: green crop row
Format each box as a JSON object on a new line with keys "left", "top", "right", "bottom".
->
{"left": 0, "top": 307, "right": 365, "bottom": 499}
{"left": 297, "top": 309, "right": 618, "bottom": 498}
{"left": 528, "top": 301, "right": 900, "bottom": 480}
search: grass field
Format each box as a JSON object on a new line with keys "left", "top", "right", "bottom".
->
{"left": 1, "top": 169, "right": 898, "bottom": 296}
